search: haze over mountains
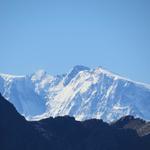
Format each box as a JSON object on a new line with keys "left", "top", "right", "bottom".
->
{"left": 0, "top": 65, "right": 150, "bottom": 122}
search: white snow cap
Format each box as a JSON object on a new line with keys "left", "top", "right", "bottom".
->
{"left": 0, "top": 65, "right": 150, "bottom": 122}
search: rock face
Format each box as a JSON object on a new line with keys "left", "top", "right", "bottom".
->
{"left": 0, "top": 94, "right": 150, "bottom": 150}
{"left": 0, "top": 65, "right": 150, "bottom": 122}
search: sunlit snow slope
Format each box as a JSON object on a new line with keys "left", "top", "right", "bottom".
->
{"left": 0, "top": 65, "right": 150, "bottom": 122}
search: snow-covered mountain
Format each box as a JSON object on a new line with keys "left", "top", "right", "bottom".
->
{"left": 0, "top": 65, "right": 150, "bottom": 122}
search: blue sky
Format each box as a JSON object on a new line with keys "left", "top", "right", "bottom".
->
{"left": 0, "top": 0, "right": 150, "bottom": 83}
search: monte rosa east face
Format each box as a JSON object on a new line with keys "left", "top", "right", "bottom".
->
{"left": 0, "top": 65, "right": 150, "bottom": 122}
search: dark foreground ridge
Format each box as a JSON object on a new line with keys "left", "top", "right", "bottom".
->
{"left": 0, "top": 93, "right": 150, "bottom": 150}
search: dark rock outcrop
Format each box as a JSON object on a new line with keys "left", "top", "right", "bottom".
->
{"left": 0, "top": 94, "right": 150, "bottom": 150}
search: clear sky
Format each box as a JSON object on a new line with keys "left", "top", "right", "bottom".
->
{"left": 0, "top": 0, "right": 150, "bottom": 83}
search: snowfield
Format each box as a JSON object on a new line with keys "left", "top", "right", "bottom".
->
{"left": 0, "top": 65, "right": 150, "bottom": 122}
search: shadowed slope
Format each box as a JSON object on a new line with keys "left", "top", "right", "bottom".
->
{"left": 0, "top": 94, "right": 150, "bottom": 150}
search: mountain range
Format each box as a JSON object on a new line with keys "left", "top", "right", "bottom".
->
{"left": 0, "top": 93, "right": 150, "bottom": 150}
{"left": 0, "top": 65, "right": 150, "bottom": 122}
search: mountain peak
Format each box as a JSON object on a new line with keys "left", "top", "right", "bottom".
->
{"left": 71, "top": 65, "right": 90, "bottom": 71}
{"left": 31, "top": 69, "right": 47, "bottom": 81}
{"left": 63, "top": 65, "right": 90, "bottom": 86}
{"left": 1, "top": 65, "right": 150, "bottom": 123}
{"left": 34, "top": 69, "right": 46, "bottom": 75}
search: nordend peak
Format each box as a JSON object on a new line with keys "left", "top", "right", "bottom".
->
{"left": 63, "top": 65, "right": 90, "bottom": 86}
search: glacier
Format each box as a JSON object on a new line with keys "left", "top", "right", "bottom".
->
{"left": 0, "top": 65, "right": 150, "bottom": 122}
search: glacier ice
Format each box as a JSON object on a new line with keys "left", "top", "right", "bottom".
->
{"left": 0, "top": 65, "right": 150, "bottom": 122}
